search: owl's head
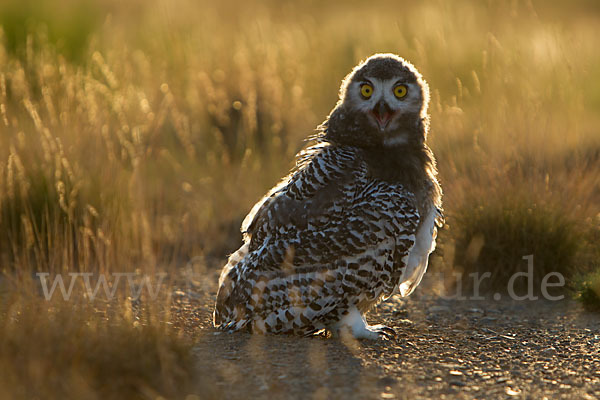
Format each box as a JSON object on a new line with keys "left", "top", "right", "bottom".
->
{"left": 324, "top": 54, "right": 430, "bottom": 148}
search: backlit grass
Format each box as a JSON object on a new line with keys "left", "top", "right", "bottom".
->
{"left": 0, "top": 277, "right": 203, "bottom": 399}
{"left": 0, "top": 0, "right": 599, "bottom": 396}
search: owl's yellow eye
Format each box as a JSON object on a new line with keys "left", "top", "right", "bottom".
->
{"left": 360, "top": 84, "right": 373, "bottom": 98}
{"left": 393, "top": 85, "right": 408, "bottom": 98}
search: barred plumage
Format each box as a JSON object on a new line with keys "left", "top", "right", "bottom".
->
{"left": 214, "top": 54, "right": 443, "bottom": 339}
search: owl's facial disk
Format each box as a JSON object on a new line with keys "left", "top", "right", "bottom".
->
{"left": 348, "top": 78, "right": 422, "bottom": 135}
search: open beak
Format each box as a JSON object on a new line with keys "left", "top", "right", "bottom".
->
{"left": 370, "top": 100, "right": 393, "bottom": 131}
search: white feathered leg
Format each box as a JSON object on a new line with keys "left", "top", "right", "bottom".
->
{"left": 332, "top": 307, "right": 396, "bottom": 340}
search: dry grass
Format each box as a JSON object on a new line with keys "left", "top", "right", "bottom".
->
{"left": 0, "top": 277, "right": 201, "bottom": 400}
{"left": 450, "top": 195, "right": 584, "bottom": 294}
{"left": 0, "top": 0, "right": 599, "bottom": 396}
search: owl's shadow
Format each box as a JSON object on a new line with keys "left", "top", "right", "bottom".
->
{"left": 194, "top": 330, "right": 391, "bottom": 398}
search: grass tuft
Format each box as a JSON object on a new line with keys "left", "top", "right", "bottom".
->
{"left": 451, "top": 195, "right": 584, "bottom": 294}
{"left": 0, "top": 283, "right": 202, "bottom": 400}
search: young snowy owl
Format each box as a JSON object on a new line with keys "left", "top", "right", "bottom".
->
{"left": 213, "top": 54, "right": 443, "bottom": 340}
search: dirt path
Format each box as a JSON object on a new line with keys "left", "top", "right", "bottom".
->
{"left": 174, "top": 270, "right": 600, "bottom": 399}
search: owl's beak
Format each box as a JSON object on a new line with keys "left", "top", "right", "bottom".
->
{"left": 371, "top": 100, "right": 393, "bottom": 131}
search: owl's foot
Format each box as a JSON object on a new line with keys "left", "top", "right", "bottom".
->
{"left": 364, "top": 324, "right": 397, "bottom": 340}
{"left": 332, "top": 307, "right": 396, "bottom": 340}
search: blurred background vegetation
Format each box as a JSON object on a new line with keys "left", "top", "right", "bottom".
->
{"left": 0, "top": 0, "right": 599, "bottom": 397}
{"left": 0, "top": 0, "right": 597, "bottom": 291}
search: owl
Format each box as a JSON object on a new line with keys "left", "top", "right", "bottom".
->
{"left": 213, "top": 54, "right": 443, "bottom": 339}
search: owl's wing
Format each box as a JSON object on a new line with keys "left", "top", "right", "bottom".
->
{"left": 241, "top": 143, "right": 358, "bottom": 250}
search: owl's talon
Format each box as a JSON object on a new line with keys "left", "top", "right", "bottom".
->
{"left": 369, "top": 324, "right": 397, "bottom": 340}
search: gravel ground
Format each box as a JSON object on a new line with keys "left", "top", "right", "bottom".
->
{"left": 173, "top": 269, "right": 600, "bottom": 399}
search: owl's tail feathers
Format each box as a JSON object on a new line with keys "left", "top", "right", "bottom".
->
{"left": 213, "top": 243, "right": 252, "bottom": 332}
{"left": 213, "top": 283, "right": 231, "bottom": 327}
{"left": 213, "top": 273, "right": 252, "bottom": 332}
{"left": 213, "top": 285, "right": 251, "bottom": 332}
